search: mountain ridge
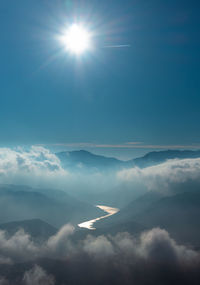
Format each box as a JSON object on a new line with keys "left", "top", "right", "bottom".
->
{"left": 56, "top": 149, "right": 200, "bottom": 170}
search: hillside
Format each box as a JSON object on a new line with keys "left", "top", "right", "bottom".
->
{"left": 0, "top": 219, "right": 57, "bottom": 241}
{"left": 0, "top": 185, "right": 105, "bottom": 228}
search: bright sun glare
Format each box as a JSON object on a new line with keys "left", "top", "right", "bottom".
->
{"left": 61, "top": 24, "right": 91, "bottom": 55}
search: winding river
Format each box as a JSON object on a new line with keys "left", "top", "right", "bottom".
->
{"left": 78, "top": 205, "right": 119, "bottom": 230}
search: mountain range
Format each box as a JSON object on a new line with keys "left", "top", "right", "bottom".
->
{"left": 0, "top": 184, "right": 105, "bottom": 228}
{"left": 56, "top": 149, "right": 200, "bottom": 170}
{"left": 95, "top": 191, "right": 200, "bottom": 247}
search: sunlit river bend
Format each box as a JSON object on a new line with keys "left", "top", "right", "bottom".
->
{"left": 78, "top": 205, "right": 119, "bottom": 230}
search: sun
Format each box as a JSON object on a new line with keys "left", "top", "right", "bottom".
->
{"left": 60, "top": 24, "right": 91, "bottom": 55}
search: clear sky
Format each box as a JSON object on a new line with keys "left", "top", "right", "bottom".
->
{"left": 0, "top": 0, "right": 200, "bottom": 158}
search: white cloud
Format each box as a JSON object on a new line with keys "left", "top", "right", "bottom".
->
{"left": 46, "top": 224, "right": 74, "bottom": 258}
{"left": 0, "top": 146, "right": 114, "bottom": 193}
{"left": 0, "top": 225, "right": 199, "bottom": 284}
{"left": 83, "top": 235, "right": 114, "bottom": 258}
{"left": 0, "top": 229, "right": 39, "bottom": 263}
{"left": 23, "top": 265, "right": 55, "bottom": 285}
{"left": 117, "top": 158, "right": 200, "bottom": 193}
{"left": 138, "top": 228, "right": 197, "bottom": 264}
{"left": 0, "top": 146, "right": 67, "bottom": 187}
{"left": 0, "top": 224, "right": 198, "bottom": 265}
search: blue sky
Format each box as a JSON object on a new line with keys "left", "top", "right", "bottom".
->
{"left": 0, "top": 0, "right": 200, "bottom": 158}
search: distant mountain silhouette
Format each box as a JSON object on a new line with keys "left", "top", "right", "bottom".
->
{"left": 56, "top": 149, "right": 200, "bottom": 170}
{"left": 0, "top": 185, "right": 104, "bottom": 227}
{"left": 0, "top": 219, "right": 57, "bottom": 241}
{"left": 129, "top": 149, "right": 200, "bottom": 168}
{"left": 56, "top": 150, "right": 123, "bottom": 170}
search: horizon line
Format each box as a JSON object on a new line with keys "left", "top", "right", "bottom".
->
{"left": 37, "top": 142, "right": 200, "bottom": 150}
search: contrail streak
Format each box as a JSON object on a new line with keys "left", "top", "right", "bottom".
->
{"left": 103, "top": 44, "right": 131, "bottom": 49}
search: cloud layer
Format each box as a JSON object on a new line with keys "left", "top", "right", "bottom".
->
{"left": 23, "top": 265, "right": 55, "bottom": 285}
{"left": 118, "top": 157, "right": 200, "bottom": 194}
{"left": 1, "top": 146, "right": 200, "bottom": 198}
{"left": 0, "top": 146, "right": 115, "bottom": 194}
{"left": 0, "top": 226, "right": 199, "bottom": 284}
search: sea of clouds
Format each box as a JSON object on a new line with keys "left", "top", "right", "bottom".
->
{"left": 0, "top": 225, "right": 199, "bottom": 284}
{"left": 0, "top": 146, "right": 200, "bottom": 196}
{"left": 0, "top": 146, "right": 200, "bottom": 283}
